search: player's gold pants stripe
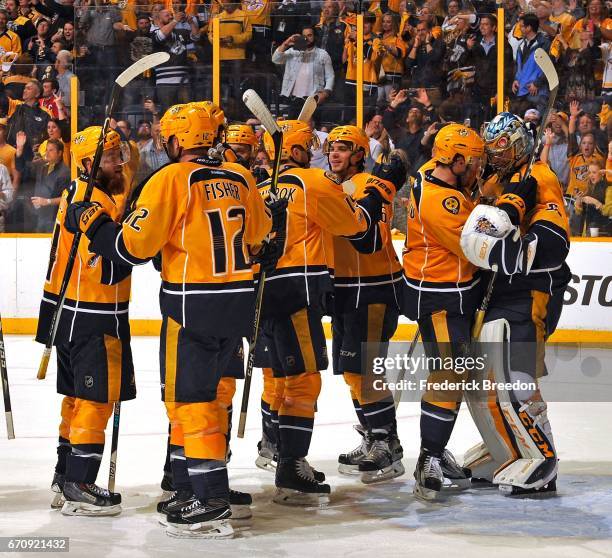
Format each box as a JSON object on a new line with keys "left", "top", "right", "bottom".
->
{"left": 531, "top": 290, "right": 549, "bottom": 378}
{"left": 216, "top": 377, "right": 236, "bottom": 437}
{"left": 105, "top": 335, "right": 122, "bottom": 402}
{"left": 290, "top": 308, "right": 317, "bottom": 372}
{"left": 164, "top": 317, "right": 180, "bottom": 403}
{"left": 59, "top": 396, "right": 75, "bottom": 440}
{"left": 279, "top": 371, "right": 321, "bottom": 418}
{"left": 262, "top": 367, "right": 275, "bottom": 405}
{"left": 272, "top": 375, "right": 285, "bottom": 412}
{"left": 69, "top": 399, "right": 113, "bottom": 445}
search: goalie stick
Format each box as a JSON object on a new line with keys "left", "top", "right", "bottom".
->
{"left": 237, "top": 89, "right": 283, "bottom": 438}
{"left": 472, "top": 48, "right": 559, "bottom": 339}
{"left": 37, "top": 52, "right": 170, "bottom": 380}
{"left": 0, "top": 311, "right": 14, "bottom": 439}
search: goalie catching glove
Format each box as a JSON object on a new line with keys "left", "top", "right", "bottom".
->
{"left": 64, "top": 201, "right": 112, "bottom": 238}
{"left": 460, "top": 204, "right": 537, "bottom": 275}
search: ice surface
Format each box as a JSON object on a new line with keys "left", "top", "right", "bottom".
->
{"left": 1, "top": 336, "right": 611, "bottom": 558}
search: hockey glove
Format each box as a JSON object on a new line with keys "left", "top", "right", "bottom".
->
{"left": 358, "top": 186, "right": 388, "bottom": 224}
{"left": 251, "top": 239, "right": 283, "bottom": 274}
{"left": 266, "top": 196, "right": 288, "bottom": 235}
{"left": 252, "top": 166, "right": 270, "bottom": 185}
{"left": 64, "top": 201, "right": 112, "bottom": 239}
{"left": 496, "top": 175, "right": 537, "bottom": 225}
{"left": 371, "top": 150, "right": 409, "bottom": 192}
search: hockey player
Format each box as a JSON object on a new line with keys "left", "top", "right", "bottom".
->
{"left": 324, "top": 125, "right": 407, "bottom": 483}
{"left": 36, "top": 126, "right": 135, "bottom": 516}
{"left": 63, "top": 102, "right": 282, "bottom": 538}
{"left": 402, "top": 123, "right": 486, "bottom": 500}
{"left": 460, "top": 112, "right": 570, "bottom": 496}
{"left": 257, "top": 119, "right": 392, "bottom": 505}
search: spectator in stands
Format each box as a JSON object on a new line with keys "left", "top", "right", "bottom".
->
{"left": 551, "top": 0, "right": 576, "bottom": 42}
{"left": 512, "top": 13, "right": 551, "bottom": 114}
{"left": 378, "top": 13, "right": 407, "bottom": 106}
{"left": 243, "top": 0, "right": 273, "bottom": 67}
{"left": 0, "top": 119, "right": 18, "bottom": 188}
{"left": 567, "top": 130, "right": 605, "bottom": 196}
{"left": 0, "top": 9, "right": 22, "bottom": 55}
{"left": 442, "top": 0, "right": 461, "bottom": 33}
{"left": 406, "top": 20, "right": 445, "bottom": 106}
{"left": 45, "top": 117, "right": 70, "bottom": 166}
{"left": 51, "top": 21, "right": 75, "bottom": 55}
{"left": 5, "top": 0, "right": 35, "bottom": 46}
{"left": 569, "top": 100, "right": 608, "bottom": 152}
{"left": 39, "top": 78, "right": 65, "bottom": 119}
{"left": 21, "top": 133, "right": 69, "bottom": 232}
{"left": 209, "top": 1, "right": 251, "bottom": 116}
{"left": 6, "top": 79, "right": 51, "bottom": 157}
{"left": 541, "top": 113, "right": 570, "bottom": 188}
{"left": 273, "top": 26, "right": 334, "bottom": 118}
{"left": 343, "top": 12, "right": 383, "bottom": 110}
{"left": 0, "top": 159, "right": 13, "bottom": 232}
{"left": 534, "top": 1, "right": 560, "bottom": 39}
{"left": 364, "top": 109, "right": 394, "bottom": 169}
{"left": 53, "top": 49, "right": 73, "bottom": 106}
{"left": 136, "top": 119, "right": 169, "bottom": 181}
{"left": 571, "top": 0, "right": 612, "bottom": 44}
{"left": 383, "top": 88, "right": 432, "bottom": 176}
{"left": 503, "top": 0, "right": 521, "bottom": 32}
{"left": 466, "top": 13, "right": 513, "bottom": 130}
{"left": 316, "top": 0, "right": 347, "bottom": 81}
{"left": 151, "top": 7, "right": 199, "bottom": 110}
{"left": 573, "top": 159, "right": 611, "bottom": 235}
{"left": 31, "top": 0, "right": 75, "bottom": 33}
{"left": 27, "top": 18, "right": 54, "bottom": 80}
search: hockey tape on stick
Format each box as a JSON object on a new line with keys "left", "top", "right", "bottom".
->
{"left": 0, "top": 314, "right": 15, "bottom": 439}
{"left": 108, "top": 402, "right": 121, "bottom": 492}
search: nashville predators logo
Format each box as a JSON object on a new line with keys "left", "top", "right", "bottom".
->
{"left": 458, "top": 128, "right": 469, "bottom": 137}
{"left": 74, "top": 134, "right": 86, "bottom": 144}
{"left": 442, "top": 196, "right": 460, "bottom": 215}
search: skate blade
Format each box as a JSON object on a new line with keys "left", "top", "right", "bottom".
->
{"left": 166, "top": 519, "right": 234, "bottom": 539}
{"left": 51, "top": 493, "right": 65, "bottom": 509}
{"left": 158, "top": 513, "right": 169, "bottom": 527}
{"left": 230, "top": 504, "right": 252, "bottom": 520}
{"left": 360, "top": 461, "right": 405, "bottom": 484}
{"left": 413, "top": 482, "right": 440, "bottom": 502}
{"left": 61, "top": 500, "right": 122, "bottom": 517}
{"left": 442, "top": 476, "right": 471, "bottom": 490}
{"left": 338, "top": 463, "right": 361, "bottom": 476}
{"left": 255, "top": 455, "right": 276, "bottom": 472}
{"left": 272, "top": 488, "right": 330, "bottom": 507}
{"left": 499, "top": 479, "right": 557, "bottom": 498}
{"left": 161, "top": 490, "right": 175, "bottom": 501}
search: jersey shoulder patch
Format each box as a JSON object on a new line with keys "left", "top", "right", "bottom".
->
{"left": 324, "top": 170, "right": 342, "bottom": 184}
{"left": 442, "top": 195, "right": 460, "bottom": 215}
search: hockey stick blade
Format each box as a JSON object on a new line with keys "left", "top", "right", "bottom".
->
{"left": 297, "top": 95, "right": 318, "bottom": 123}
{"left": 534, "top": 48, "right": 559, "bottom": 94}
{"left": 243, "top": 89, "right": 281, "bottom": 134}
{"left": 115, "top": 52, "right": 169, "bottom": 88}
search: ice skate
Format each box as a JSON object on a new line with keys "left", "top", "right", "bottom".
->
{"left": 413, "top": 451, "right": 443, "bottom": 501}
{"left": 160, "top": 471, "right": 175, "bottom": 500}
{"left": 338, "top": 425, "right": 372, "bottom": 475}
{"left": 61, "top": 482, "right": 122, "bottom": 516}
{"left": 166, "top": 498, "right": 233, "bottom": 539}
{"left": 255, "top": 434, "right": 278, "bottom": 472}
{"left": 157, "top": 488, "right": 196, "bottom": 526}
{"left": 358, "top": 433, "right": 404, "bottom": 484}
{"left": 229, "top": 489, "right": 252, "bottom": 520}
{"left": 51, "top": 473, "right": 65, "bottom": 509}
{"left": 441, "top": 449, "right": 471, "bottom": 489}
{"left": 273, "top": 458, "right": 330, "bottom": 506}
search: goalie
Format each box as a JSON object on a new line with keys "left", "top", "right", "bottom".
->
{"left": 460, "top": 112, "right": 571, "bottom": 496}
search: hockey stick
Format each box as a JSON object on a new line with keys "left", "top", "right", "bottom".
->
{"left": 107, "top": 402, "right": 121, "bottom": 492}
{"left": 237, "top": 89, "right": 283, "bottom": 438}
{"left": 37, "top": 52, "right": 170, "bottom": 380}
{"left": 393, "top": 327, "right": 420, "bottom": 408}
{"left": 472, "top": 48, "right": 558, "bottom": 339}
{"left": 297, "top": 95, "right": 318, "bottom": 124}
{"left": 0, "top": 311, "right": 14, "bottom": 439}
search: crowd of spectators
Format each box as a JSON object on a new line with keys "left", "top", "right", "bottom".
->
{"left": 0, "top": 0, "right": 610, "bottom": 235}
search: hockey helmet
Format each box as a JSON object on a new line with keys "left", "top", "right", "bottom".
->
{"left": 324, "top": 125, "right": 370, "bottom": 156}
{"left": 263, "top": 119, "right": 319, "bottom": 161}
{"left": 483, "top": 112, "right": 534, "bottom": 177}
{"left": 72, "top": 126, "right": 127, "bottom": 171}
{"left": 160, "top": 102, "right": 223, "bottom": 150}
{"left": 433, "top": 123, "right": 484, "bottom": 166}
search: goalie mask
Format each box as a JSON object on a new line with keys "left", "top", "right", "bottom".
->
{"left": 484, "top": 112, "right": 534, "bottom": 178}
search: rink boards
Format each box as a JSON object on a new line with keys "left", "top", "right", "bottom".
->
{"left": 1, "top": 235, "right": 611, "bottom": 341}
